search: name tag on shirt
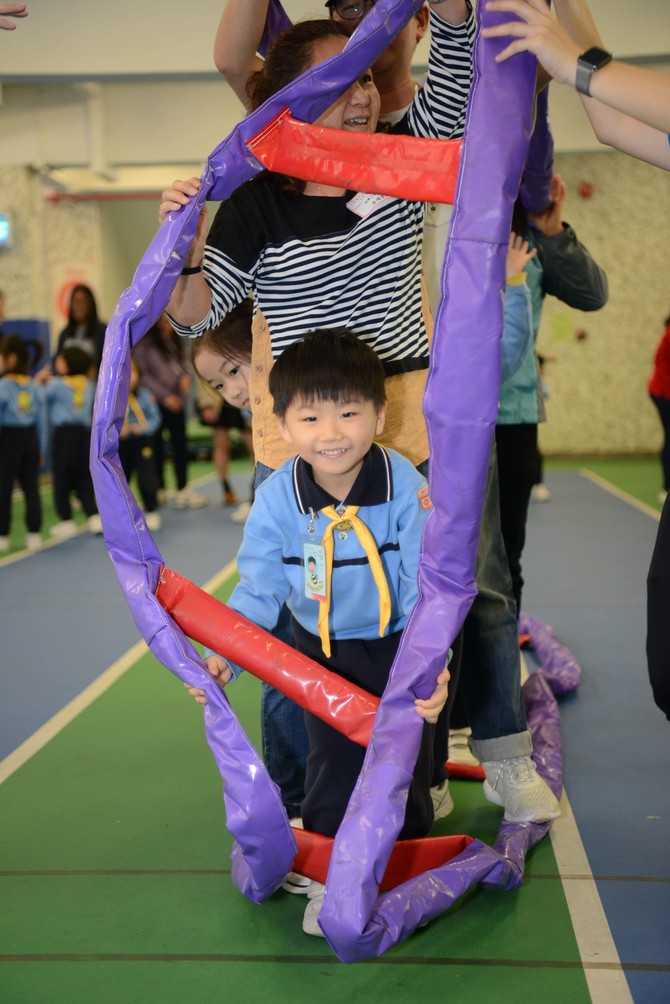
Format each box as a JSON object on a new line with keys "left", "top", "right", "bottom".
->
{"left": 303, "top": 542, "right": 327, "bottom": 602}
{"left": 346, "top": 192, "right": 395, "bottom": 220}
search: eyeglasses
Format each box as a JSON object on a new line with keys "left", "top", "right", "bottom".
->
{"left": 327, "top": 0, "right": 378, "bottom": 23}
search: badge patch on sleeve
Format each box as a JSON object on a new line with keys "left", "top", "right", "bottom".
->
{"left": 417, "top": 485, "right": 433, "bottom": 511}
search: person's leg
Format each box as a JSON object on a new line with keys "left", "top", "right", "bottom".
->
{"left": 168, "top": 409, "right": 188, "bottom": 491}
{"left": 460, "top": 447, "right": 559, "bottom": 823}
{"left": 71, "top": 427, "right": 98, "bottom": 517}
{"left": 295, "top": 625, "right": 434, "bottom": 840}
{"left": 17, "top": 428, "right": 42, "bottom": 534}
{"left": 647, "top": 494, "right": 670, "bottom": 720}
{"left": 0, "top": 431, "right": 20, "bottom": 538}
{"left": 495, "top": 423, "right": 538, "bottom": 612}
{"left": 51, "top": 427, "right": 73, "bottom": 521}
{"left": 651, "top": 395, "right": 670, "bottom": 492}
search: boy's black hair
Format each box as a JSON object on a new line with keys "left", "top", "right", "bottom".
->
{"left": 269, "top": 328, "right": 386, "bottom": 418}
{"left": 59, "top": 345, "right": 92, "bottom": 377}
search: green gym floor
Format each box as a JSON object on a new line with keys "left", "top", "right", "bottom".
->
{"left": 1, "top": 455, "right": 666, "bottom": 1003}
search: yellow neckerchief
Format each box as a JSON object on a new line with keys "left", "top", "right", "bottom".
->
{"left": 64, "top": 374, "right": 89, "bottom": 410}
{"left": 317, "top": 504, "right": 391, "bottom": 659}
{"left": 4, "top": 374, "right": 33, "bottom": 412}
{"left": 127, "top": 392, "right": 147, "bottom": 430}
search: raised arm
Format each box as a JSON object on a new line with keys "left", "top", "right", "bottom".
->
{"left": 483, "top": 0, "right": 670, "bottom": 170}
{"left": 426, "top": 0, "right": 469, "bottom": 27}
{"left": 213, "top": 0, "right": 267, "bottom": 109}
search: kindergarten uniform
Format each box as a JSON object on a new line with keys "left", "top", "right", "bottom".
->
{"left": 225, "top": 444, "right": 435, "bottom": 839}
{"left": 119, "top": 387, "right": 161, "bottom": 513}
{"left": 43, "top": 375, "right": 98, "bottom": 521}
{"left": 0, "top": 375, "right": 47, "bottom": 537}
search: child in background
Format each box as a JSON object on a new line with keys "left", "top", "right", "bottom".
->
{"left": 0, "top": 335, "right": 47, "bottom": 553}
{"left": 119, "top": 357, "right": 162, "bottom": 532}
{"left": 187, "top": 329, "right": 449, "bottom": 938}
{"left": 40, "top": 345, "right": 102, "bottom": 538}
{"left": 191, "top": 301, "right": 255, "bottom": 524}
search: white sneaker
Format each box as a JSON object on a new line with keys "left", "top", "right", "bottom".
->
{"left": 482, "top": 756, "right": 561, "bottom": 823}
{"left": 51, "top": 520, "right": 78, "bottom": 539}
{"left": 0, "top": 535, "right": 10, "bottom": 553}
{"left": 87, "top": 514, "right": 103, "bottom": 535}
{"left": 448, "top": 726, "right": 481, "bottom": 767}
{"left": 430, "top": 779, "right": 454, "bottom": 820}
{"left": 302, "top": 882, "right": 326, "bottom": 937}
{"left": 281, "top": 872, "right": 312, "bottom": 895}
{"left": 145, "top": 511, "right": 162, "bottom": 532}
{"left": 230, "top": 500, "right": 251, "bottom": 524}
{"left": 172, "top": 488, "right": 209, "bottom": 509}
{"left": 530, "top": 483, "right": 552, "bottom": 503}
{"left": 25, "top": 532, "right": 42, "bottom": 551}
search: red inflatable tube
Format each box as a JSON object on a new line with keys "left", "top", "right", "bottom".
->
{"left": 156, "top": 566, "right": 379, "bottom": 747}
{"left": 292, "top": 827, "right": 472, "bottom": 890}
{"left": 247, "top": 108, "right": 462, "bottom": 204}
{"left": 157, "top": 567, "right": 477, "bottom": 888}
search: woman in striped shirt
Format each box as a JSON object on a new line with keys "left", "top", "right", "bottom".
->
{"left": 161, "top": 3, "right": 473, "bottom": 476}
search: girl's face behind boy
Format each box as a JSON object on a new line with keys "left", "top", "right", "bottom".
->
{"left": 278, "top": 395, "right": 386, "bottom": 499}
{"left": 195, "top": 346, "right": 251, "bottom": 410}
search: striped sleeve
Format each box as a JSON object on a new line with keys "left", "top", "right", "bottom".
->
{"left": 406, "top": 5, "right": 475, "bottom": 140}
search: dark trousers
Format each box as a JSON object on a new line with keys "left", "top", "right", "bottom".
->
{"left": 647, "top": 494, "right": 670, "bottom": 720}
{"left": 650, "top": 394, "right": 670, "bottom": 491}
{"left": 119, "top": 435, "right": 159, "bottom": 511}
{"left": 155, "top": 406, "right": 188, "bottom": 491}
{"left": 495, "top": 423, "right": 538, "bottom": 613}
{"left": 52, "top": 425, "right": 98, "bottom": 520}
{"left": 0, "top": 426, "right": 41, "bottom": 535}
{"left": 293, "top": 621, "right": 435, "bottom": 840}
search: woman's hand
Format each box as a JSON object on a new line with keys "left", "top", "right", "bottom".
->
{"left": 482, "top": 0, "right": 581, "bottom": 86}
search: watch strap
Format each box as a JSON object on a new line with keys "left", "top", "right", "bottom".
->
{"left": 575, "top": 48, "right": 612, "bottom": 97}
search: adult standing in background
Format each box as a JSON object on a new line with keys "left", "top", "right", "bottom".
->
{"left": 56, "top": 284, "right": 107, "bottom": 374}
{"left": 133, "top": 313, "right": 209, "bottom": 511}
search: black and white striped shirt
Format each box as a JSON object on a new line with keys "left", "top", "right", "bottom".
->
{"left": 174, "top": 9, "right": 474, "bottom": 365}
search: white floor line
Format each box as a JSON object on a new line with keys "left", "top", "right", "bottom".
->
{"left": 551, "top": 793, "right": 633, "bottom": 1003}
{"left": 579, "top": 468, "right": 661, "bottom": 521}
{"left": 0, "top": 559, "right": 237, "bottom": 786}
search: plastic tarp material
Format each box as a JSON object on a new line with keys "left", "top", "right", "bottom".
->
{"left": 248, "top": 107, "right": 462, "bottom": 203}
{"left": 91, "top": 0, "right": 570, "bottom": 962}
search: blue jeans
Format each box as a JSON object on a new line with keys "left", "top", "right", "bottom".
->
{"left": 460, "top": 448, "right": 531, "bottom": 762}
{"left": 254, "top": 462, "right": 309, "bottom": 817}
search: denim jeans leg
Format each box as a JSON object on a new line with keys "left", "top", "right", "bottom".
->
{"left": 461, "top": 448, "right": 531, "bottom": 763}
{"left": 254, "top": 462, "right": 309, "bottom": 816}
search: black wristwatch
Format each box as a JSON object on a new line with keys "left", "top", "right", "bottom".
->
{"left": 575, "top": 46, "right": 612, "bottom": 97}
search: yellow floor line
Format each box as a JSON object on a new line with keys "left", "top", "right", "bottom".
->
{"left": 579, "top": 468, "right": 661, "bottom": 520}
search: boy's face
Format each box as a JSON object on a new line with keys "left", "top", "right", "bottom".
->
{"left": 278, "top": 395, "right": 386, "bottom": 497}
{"left": 196, "top": 346, "right": 251, "bottom": 410}
{"left": 54, "top": 354, "right": 68, "bottom": 376}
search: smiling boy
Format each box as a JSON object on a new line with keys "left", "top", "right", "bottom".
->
{"left": 193, "top": 327, "right": 449, "bottom": 936}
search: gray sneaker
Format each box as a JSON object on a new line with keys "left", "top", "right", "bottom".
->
{"left": 482, "top": 756, "right": 561, "bottom": 823}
